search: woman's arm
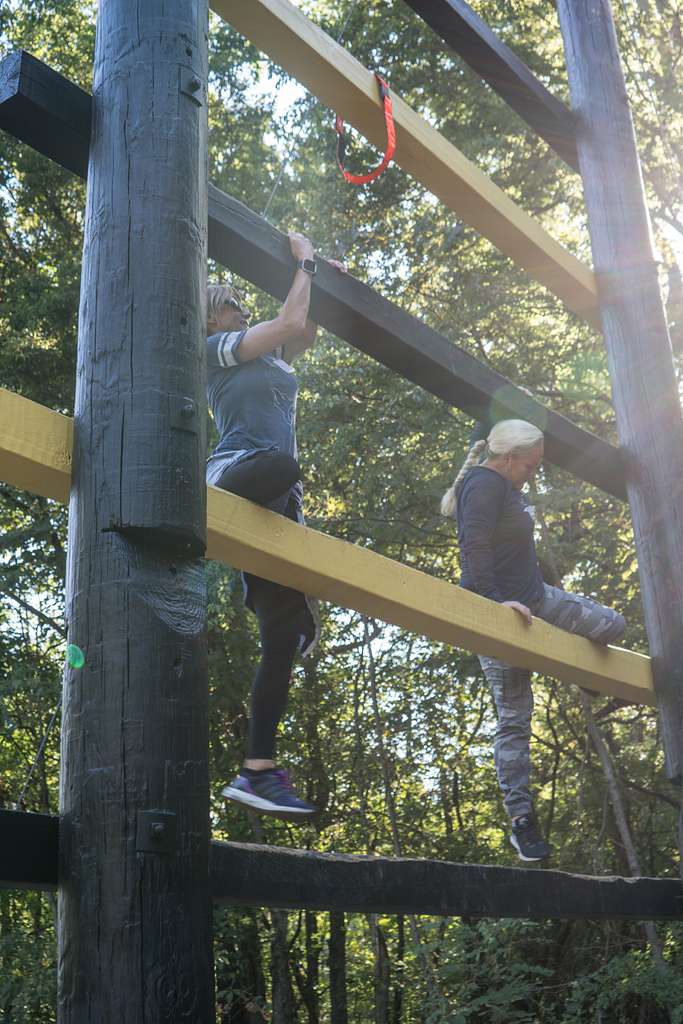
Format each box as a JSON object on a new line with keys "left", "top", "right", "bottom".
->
{"left": 235, "top": 232, "right": 316, "bottom": 363}
{"left": 282, "top": 260, "right": 348, "bottom": 363}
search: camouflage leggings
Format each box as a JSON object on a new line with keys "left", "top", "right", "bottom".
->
{"left": 479, "top": 584, "right": 626, "bottom": 820}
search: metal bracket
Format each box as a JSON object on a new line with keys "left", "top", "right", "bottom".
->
{"left": 136, "top": 810, "right": 177, "bottom": 855}
{"left": 180, "top": 68, "right": 204, "bottom": 107}
{"left": 169, "top": 394, "right": 198, "bottom": 433}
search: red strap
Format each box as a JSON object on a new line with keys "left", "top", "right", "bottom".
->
{"left": 335, "top": 74, "right": 396, "bottom": 186}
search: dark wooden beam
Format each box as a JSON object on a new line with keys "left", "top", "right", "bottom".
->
{"left": 208, "top": 186, "right": 623, "bottom": 497}
{"left": 3, "top": 815, "right": 682, "bottom": 922}
{"left": 57, "top": 1, "right": 214, "bottom": 1019}
{"left": 403, "top": 0, "right": 579, "bottom": 171}
{"left": 557, "top": 2, "right": 683, "bottom": 799}
{"left": 0, "top": 49, "right": 625, "bottom": 499}
{"left": 0, "top": 809, "right": 58, "bottom": 891}
{"left": 0, "top": 50, "right": 90, "bottom": 178}
{"left": 212, "top": 842, "right": 683, "bottom": 921}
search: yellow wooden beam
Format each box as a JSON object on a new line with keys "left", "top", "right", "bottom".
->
{"left": 0, "top": 387, "right": 654, "bottom": 705}
{"left": 209, "top": 0, "right": 601, "bottom": 330}
{"left": 0, "top": 387, "right": 72, "bottom": 503}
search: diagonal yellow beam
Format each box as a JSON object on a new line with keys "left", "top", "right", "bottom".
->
{"left": 0, "top": 387, "right": 654, "bottom": 705}
{"left": 210, "top": 0, "right": 601, "bottom": 330}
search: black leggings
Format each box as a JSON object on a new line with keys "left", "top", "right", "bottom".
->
{"left": 216, "top": 452, "right": 309, "bottom": 759}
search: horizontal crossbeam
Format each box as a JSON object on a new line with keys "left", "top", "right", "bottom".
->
{"left": 210, "top": 0, "right": 600, "bottom": 327}
{"left": 0, "top": 810, "right": 58, "bottom": 891}
{"left": 0, "top": 388, "right": 654, "bottom": 704}
{"left": 0, "top": 50, "right": 90, "bottom": 177}
{"left": 403, "top": 0, "right": 580, "bottom": 170}
{"left": 0, "top": 50, "right": 625, "bottom": 497}
{"left": 209, "top": 187, "right": 624, "bottom": 497}
{"left": 212, "top": 842, "right": 683, "bottom": 920}
{"left": 2, "top": 811, "right": 681, "bottom": 920}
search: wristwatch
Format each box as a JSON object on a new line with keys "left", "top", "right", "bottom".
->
{"left": 297, "top": 258, "right": 317, "bottom": 276}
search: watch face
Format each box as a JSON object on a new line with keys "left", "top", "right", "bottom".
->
{"left": 301, "top": 258, "right": 317, "bottom": 274}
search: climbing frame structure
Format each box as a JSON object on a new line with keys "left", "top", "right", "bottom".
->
{"left": 1, "top": 0, "right": 683, "bottom": 1019}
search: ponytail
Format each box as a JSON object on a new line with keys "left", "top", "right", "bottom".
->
{"left": 440, "top": 439, "right": 487, "bottom": 516}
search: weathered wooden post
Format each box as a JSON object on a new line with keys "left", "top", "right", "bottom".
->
{"left": 557, "top": 0, "right": 683, "bottom": 855}
{"left": 58, "top": 0, "right": 213, "bottom": 1018}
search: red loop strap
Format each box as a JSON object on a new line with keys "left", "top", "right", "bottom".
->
{"left": 335, "top": 74, "right": 396, "bottom": 186}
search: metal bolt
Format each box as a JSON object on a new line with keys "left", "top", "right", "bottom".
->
{"left": 151, "top": 823, "right": 166, "bottom": 840}
{"left": 188, "top": 76, "right": 201, "bottom": 92}
{"left": 181, "top": 403, "right": 194, "bottom": 418}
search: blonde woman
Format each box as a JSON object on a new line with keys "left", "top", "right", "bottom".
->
{"left": 206, "top": 231, "right": 345, "bottom": 821}
{"left": 441, "top": 419, "right": 625, "bottom": 861}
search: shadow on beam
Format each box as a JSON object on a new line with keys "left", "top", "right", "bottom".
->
{"left": 2, "top": 812, "right": 681, "bottom": 921}
{"left": 0, "top": 48, "right": 625, "bottom": 499}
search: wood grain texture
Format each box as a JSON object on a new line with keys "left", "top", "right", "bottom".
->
{"left": 57, "top": 2, "right": 214, "bottom": 1020}
{"left": 0, "top": 53, "right": 624, "bottom": 496}
{"left": 209, "top": 0, "right": 601, "bottom": 327}
{"left": 0, "top": 50, "right": 91, "bottom": 177}
{"left": 403, "top": 0, "right": 579, "bottom": 170}
{"left": 211, "top": 842, "right": 683, "bottom": 921}
{"left": 5, "top": 812, "right": 682, "bottom": 922}
{"left": 0, "top": 389, "right": 654, "bottom": 704}
{"left": 0, "top": 387, "right": 72, "bottom": 502}
{"left": 558, "top": 0, "right": 683, "bottom": 783}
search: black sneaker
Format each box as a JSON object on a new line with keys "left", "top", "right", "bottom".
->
{"left": 510, "top": 815, "right": 552, "bottom": 862}
{"left": 222, "top": 768, "right": 317, "bottom": 822}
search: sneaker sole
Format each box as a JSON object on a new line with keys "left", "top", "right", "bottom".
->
{"left": 510, "top": 834, "right": 550, "bottom": 862}
{"left": 222, "top": 784, "right": 316, "bottom": 818}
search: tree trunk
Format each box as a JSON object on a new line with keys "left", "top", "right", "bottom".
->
{"left": 391, "top": 915, "right": 405, "bottom": 1024}
{"left": 580, "top": 693, "right": 667, "bottom": 971}
{"left": 328, "top": 911, "right": 348, "bottom": 1024}
{"left": 271, "top": 910, "right": 296, "bottom": 1024}
{"left": 371, "top": 915, "right": 390, "bottom": 1024}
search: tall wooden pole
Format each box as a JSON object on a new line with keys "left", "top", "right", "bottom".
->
{"left": 58, "top": 1, "right": 213, "bottom": 1019}
{"left": 557, "top": 1, "right": 683, "bottom": 827}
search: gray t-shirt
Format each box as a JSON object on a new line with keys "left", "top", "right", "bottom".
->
{"left": 206, "top": 330, "right": 303, "bottom": 515}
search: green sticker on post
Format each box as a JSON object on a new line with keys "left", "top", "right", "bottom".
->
{"left": 66, "top": 644, "right": 85, "bottom": 669}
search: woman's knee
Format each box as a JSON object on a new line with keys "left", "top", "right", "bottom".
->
{"left": 266, "top": 452, "right": 301, "bottom": 489}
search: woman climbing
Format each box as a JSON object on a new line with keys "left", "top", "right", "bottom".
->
{"left": 206, "top": 230, "right": 346, "bottom": 821}
{"left": 441, "top": 419, "right": 626, "bottom": 861}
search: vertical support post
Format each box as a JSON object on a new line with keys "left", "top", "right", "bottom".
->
{"left": 557, "top": 1, "right": 683, "bottom": 821}
{"left": 58, "top": 1, "right": 213, "bottom": 1019}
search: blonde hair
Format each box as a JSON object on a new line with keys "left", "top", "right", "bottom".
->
{"left": 440, "top": 419, "right": 544, "bottom": 517}
{"left": 207, "top": 282, "right": 235, "bottom": 327}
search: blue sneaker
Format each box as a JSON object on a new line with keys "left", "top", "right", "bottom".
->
{"left": 510, "top": 815, "right": 552, "bottom": 862}
{"left": 222, "top": 768, "right": 317, "bottom": 821}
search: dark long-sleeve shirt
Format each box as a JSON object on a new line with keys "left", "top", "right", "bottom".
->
{"left": 456, "top": 466, "right": 544, "bottom": 608}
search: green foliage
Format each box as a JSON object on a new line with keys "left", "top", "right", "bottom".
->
{"left": 2, "top": 0, "right": 683, "bottom": 1020}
